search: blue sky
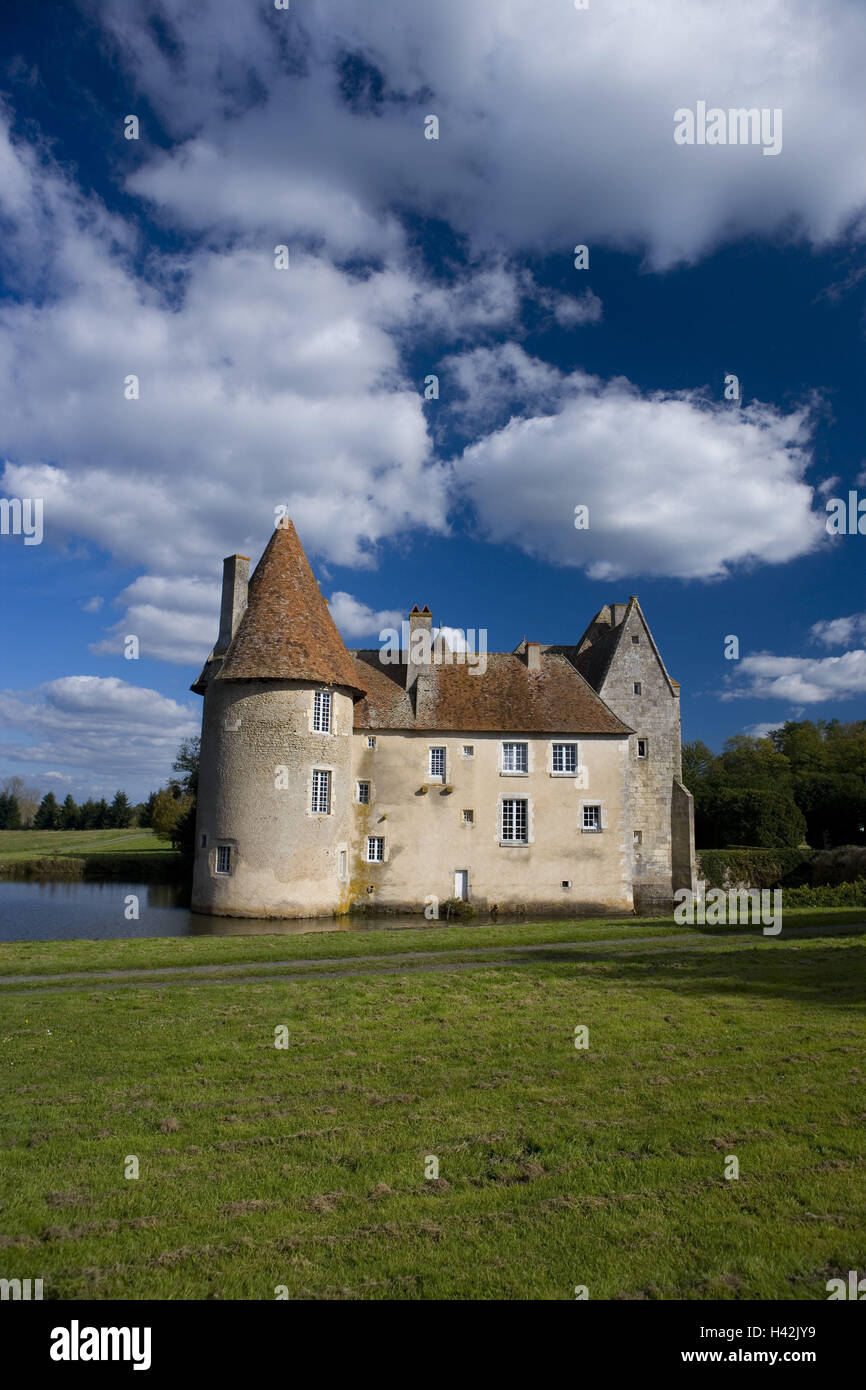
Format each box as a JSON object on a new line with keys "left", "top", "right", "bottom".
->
{"left": 2, "top": 0, "right": 866, "bottom": 801}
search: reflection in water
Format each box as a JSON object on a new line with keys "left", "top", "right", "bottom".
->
{"left": 0, "top": 879, "right": 436, "bottom": 942}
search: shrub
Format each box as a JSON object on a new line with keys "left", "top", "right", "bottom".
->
{"left": 781, "top": 879, "right": 866, "bottom": 908}
{"left": 439, "top": 897, "right": 477, "bottom": 921}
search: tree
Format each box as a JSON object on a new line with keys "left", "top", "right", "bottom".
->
{"left": 78, "top": 798, "right": 98, "bottom": 829}
{"left": 60, "top": 794, "right": 79, "bottom": 830}
{"left": 1, "top": 776, "right": 41, "bottom": 827}
{"left": 169, "top": 737, "right": 200, "bottom": 799}
{"left": 0, "top": 792, "right": 22, "bottom": 829}
{"left": 109, "top": 790, "right": 133, "bottom": 829}
{"left": 33, "top": 791, "right": 60, "bottom": 830}
{"left": 94, "top": 798, "right": 111, "bottom": 829}
{"left": 151, "top": 789, "right": 191, "bottom": 843}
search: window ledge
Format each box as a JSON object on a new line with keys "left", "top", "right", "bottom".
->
{"left": 499, "top": 840, "right": 529, "bottom": 848}
{"left": 499, "top": 771, "right": 528, "bottom": 777}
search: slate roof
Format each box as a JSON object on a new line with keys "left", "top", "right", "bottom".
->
{"left": 350, "top": 649, "right": 631, "bottom": 735}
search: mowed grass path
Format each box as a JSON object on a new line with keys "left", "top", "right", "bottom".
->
{"left": 1, "top": 929, "right": 864, "bottom": 1300}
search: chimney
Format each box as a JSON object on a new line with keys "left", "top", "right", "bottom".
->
{"left": 215, "top": 554, "right": 250, "bottom": 654}
{"left": 526, "top": 642, "right": 541, "bottom": 671}
{"left": 611, "top": 603, "right": 628, "bottom": 627}
{"left": 406, "top": 605, "right": 433, "bottom": 691}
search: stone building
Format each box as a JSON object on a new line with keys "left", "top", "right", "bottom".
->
{"left": 191, "top": 520, "right": 695, "bottom": 919}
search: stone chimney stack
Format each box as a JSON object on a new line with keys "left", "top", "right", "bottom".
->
{"left": 215, "top": 554, "right": 250, "bottom": 655}
{"left": 406, "top": 605, "right": 433, "bottom": 691}
{"left": 526, "top": 642, "right": 541, "bottom": 671}
{"left": 611, "top": 603, "right": 628, "bottom": 627}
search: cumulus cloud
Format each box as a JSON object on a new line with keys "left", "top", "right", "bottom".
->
{"left": 725, "top": 651, "right": 866, "bottom": 703}
{"left": 327, "top": 591, "right": 403, "bottom": 640}
{"left": 810, "top": 613, "right": 866, "bottom": 647}
{"left": 0, "top": 676, "right": 198, "bottom": 798}
{"left": 451, "top": 351, "right": 823, "bottom": 579}
{"left": 90, "top": 0, "right": 866, "bottom": 270}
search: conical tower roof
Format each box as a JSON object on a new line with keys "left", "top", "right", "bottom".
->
{"left": 217, "top": 520, "right": 365, "bottom": 696}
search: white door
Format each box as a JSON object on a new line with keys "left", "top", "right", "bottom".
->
{"left": 454, "top": 870, "right": 469, "bottom": 901}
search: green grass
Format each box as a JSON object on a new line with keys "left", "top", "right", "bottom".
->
{"left": 0, "top": 906, "right": 862, "bottom": 981}
{"left": 0, "top": 829, "right": 171, "bottom": 863}
{"left": 0, "top": 922, "right": 864, "bottom": 1299}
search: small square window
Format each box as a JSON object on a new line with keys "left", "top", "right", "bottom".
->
{"left": 462, "top": 809, "right": 474, "bottom": 824}
{"left": 632, "top": 635, "right": 640, "bottom": 644}
{"left": 633, "top": 681, "right": 642, "bottom": 695}
{"left": 633, "top": 830, "right": 643, "bottom": 845}
{"left": 366, "top": 836, "right": 384, "bottom": 863}
{"left": 215, "top": 844, "right": 232, "bottom": 874}
{"left": 429, "top": 746, "right": 446, "bottom": 779}
{"left": 357, "top": 781, "right": 370, "bottom": 804}
{"left": 311, "top": 769, "right": 331, "bottom": 814}
{"left": 502, "top": 741, "right": 528, "bottom": 774}
{"left": 367, "top": 735, "right": 376, "bottom": 749}
{"left": 636, "top": 739, "right": 647, "bottom": 758}
{"left": 582, "top": 805, "right": 601, "bottom": 831}
{"left": 313, "top": 689, "right": 332, "bottom": 733}
{"left": 462, "top": 745, "right": 474, "bottom": 757}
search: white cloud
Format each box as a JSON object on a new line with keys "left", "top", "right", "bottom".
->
{"left": 743, "top": 721, "right": 785, "bottom": 739}
{"left": 327, "top": 591, "right": 403, "bottom": 641}
{"left": 725, "top": 651, "right": 866, "bottom": 703}
{"left": 452, "top": 354, "right": 823, "bottom": 579}
{"left": 81, "top": 596, "right": 104, "bottom": 613}
{"left": 91, "top": 0, "right": 866, "bottom": 270}
{"left": 0, "top": 676, "right": 198, "bottom": 798}
{"left": 810, "top": 613, "right": 866, "bottom": 647}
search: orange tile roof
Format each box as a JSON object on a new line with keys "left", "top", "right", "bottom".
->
{"left": 215, "top": 521, "right": 365, "bottom": 695}
{"left": 351, "top": 650, "right": 632, "bottom": 734}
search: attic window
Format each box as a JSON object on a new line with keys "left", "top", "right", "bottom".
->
{"left": 367, "top": 736, "right": 376, "bottom": 749}
{"left": 632, "top": 635, "right": 640, "bottom": 644}
{"left": 634, "top": 682, "right": 642, "bottom": 695}
{"left": 462, "top": 745, "right": 474, "bottom": 758}
{"left": 462, "top": 809, "right": 474, "bottom": 824}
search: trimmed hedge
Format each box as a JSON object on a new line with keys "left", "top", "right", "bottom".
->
{"left": 697, "top": 848, "right": 811, "bottom": 890}
{"left": 781, "top": 879, "right": 866, "bottom": 908}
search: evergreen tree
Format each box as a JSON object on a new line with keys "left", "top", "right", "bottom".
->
{"left": 33, "top": 791, "right": 61, "bottom": 830}
{"left": 109, "top": 790, "right": 133, "bottom": 829}
{"left": 61, "top": 794, "right": 79, "bottom": 830}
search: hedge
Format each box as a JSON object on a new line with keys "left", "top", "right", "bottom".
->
{"left": 697, "top": 848, "right": 811, "bottom": 890}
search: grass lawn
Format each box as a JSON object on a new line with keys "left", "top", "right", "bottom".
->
{"left": 1, "top": 920, "right": 864, "bottom": 1299}
{"left": 0, "top": 829, "right": 171, "bottom": 864}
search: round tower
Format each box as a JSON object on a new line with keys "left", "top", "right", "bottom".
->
{"left": 191, "top": 522, "right": 365, "bottom": 918}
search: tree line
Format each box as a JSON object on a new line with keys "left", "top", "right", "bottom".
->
{"left": 0, "top": 738, "right": 200, "bottom": 850}
{"left": 683, "top": 719, "right": 866, "bottom": 849}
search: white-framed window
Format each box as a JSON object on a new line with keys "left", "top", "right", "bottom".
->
{"left": 215, "top": 844, "right": 232, "bottom": 874}
{"left": 552, "top": 742, "right": 578, "bottom": 774}
{"left": 429, "top": 746, "right": 446, "bottom": 779}
{"left": 367, "top": 735, "right": 376, "bottom": 749}
{"left": 582, "top": 804, "right": 602, "bottom": 832}
{"left": 633, "top": 682, "right": 642, "bottom": 695}
{"left": 636, "top": 738, "right": 648, "bottom": 759}
{"left": 462, "top": 744, "right": 474, "bottom": 758}
{"left": 462, "top": 809, "right": 474, "bottom": 824}
{"left": 501, "top": 798, "right": 528, "bottom": 843}
{"left": 502, "top": 741, "right": 528, "bottom": 774}
{"left": 311, "top": 769, "right": 331, "bottom": 814}
{"left": 366, "top": 835, "right": 384, "bottom": 862}
{"left": 357, "top": 781, "right": 370, "bottom": 804}
{"left": 313, "top": 689, "right": 332, "bottom": 733}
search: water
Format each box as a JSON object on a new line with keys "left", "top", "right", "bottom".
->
{"left": 0, "top": 879, "right": 430, "bottom": 942}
